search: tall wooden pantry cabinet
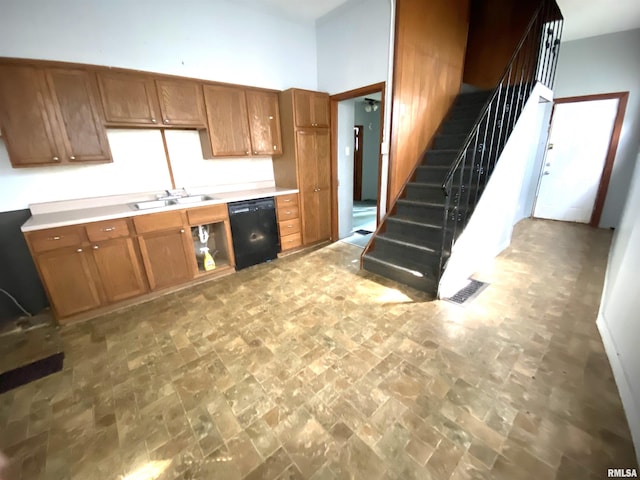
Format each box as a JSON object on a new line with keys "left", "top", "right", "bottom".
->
{"left": 274, "top": 89, "right": 331, "bottom": 245}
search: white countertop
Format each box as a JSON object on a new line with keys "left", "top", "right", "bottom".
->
{"left": 22, "top": 186, "right": 298, "bottom": 232}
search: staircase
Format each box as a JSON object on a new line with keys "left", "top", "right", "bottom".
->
{"left": 362, "top": 0, "right": 563, "bottom": 297}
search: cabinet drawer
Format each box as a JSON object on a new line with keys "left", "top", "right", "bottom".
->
{"left": 133, "top": 210, "right": 185, "bottom": 234}
{"left": 28, "top": 225, "right": 86, "bottom": 253}
{"left": 276, "top": 194, "right": 299, "bottom": 209}
{"left": 86, "top": 218, "right": 131, "bottom": 242}
{"left": 280, "top": 232, "right": 302, "bottom": 251}
{"left": 278, "top": 218, "right": 301, "bottom": 236}
{"left": 187, "top": 204, "right": 228, "bottom": 225}
{"left": 277, "top": 205, "right": 299, "bottom": 222}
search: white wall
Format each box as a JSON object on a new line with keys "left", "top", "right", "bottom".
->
{"left": 337, "top": 100, "right": 356, "bottom": 238}
{"left": 164, "top": 131, "right": 274, "bottom": 190}
{"left": 439, "top": 84, "right": 552, "bottom": 297}
{"left": 316, "top": 0, "right": 391, "bottom": 95}
{"left": 0, "top": 0, "right": 317, "bottom": 213}
{"left": 553, "top": 29, "right": 640, "bottom": 228}
{"left": 354, "top": 102, "right": 382, "bottom": 200}
{"left": 597, "top": 150, "right": 640, "bottom": 461}
{"left": 0, "top": 0, "right": 317, "bottom": 90}
{"left": 0, "top": 130, "right": 171, "bottom": 212}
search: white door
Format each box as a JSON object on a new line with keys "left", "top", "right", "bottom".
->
{"left": 533, "top": 98, "right": 618, "bottom": 223}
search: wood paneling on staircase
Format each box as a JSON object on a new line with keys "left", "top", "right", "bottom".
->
{"left": 389, "top": 0, "right": 470, "bottom": 203}
{"left": 463, "top": 0, "right": 540, "bottom": 89}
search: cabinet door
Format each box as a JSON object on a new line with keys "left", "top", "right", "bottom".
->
{"left": 312, "top": 93, "right": 330, "bottom": 128}
{"left": 36, "top": 247, "right": 102, "bottom": 318}
{"left": 156, "top": 79, "right": 206, "bottom": 127}
{"left": 316, "top": 189, "right": 332, "bottom": 242}
{"left": 97, "top": 72, "right": 160, "bottom": 125}
{"left": 138, "top": 228, "right": 195, "bottom": 290}
{"left": 91, "top": 237, "right": 147, "bottom": 303}
{"left": 293, "top": 90, "right": 314, "bottom": 128}
{"left": 0, "top": 64, "right": 61, "bottom": 166}
{"left": 202, "top": 85, "right": 251, "bottom": 156}
{"left": 296, "top": 130, "right": 318, "bottom": 195}
{"left": 46, "top": 68, "right": 112, "bottom": 163}
{"left": 246, "top": 90, "right": 282, "bottom": 155}
{"left": 315, "top": 130, "right": 332, "bottom": 241}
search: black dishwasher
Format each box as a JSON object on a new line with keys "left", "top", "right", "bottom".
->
{"left": 228, "top": 197, "right": 280, "bottom": 270}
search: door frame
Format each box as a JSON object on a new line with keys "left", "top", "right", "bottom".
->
{"left": 330, "top": 82, "right": 385, "bottom": 241}
{"left": 539, "top": 92, "right": 628, "bottom": 227}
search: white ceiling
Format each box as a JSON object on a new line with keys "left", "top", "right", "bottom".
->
{"left": 236, "top": 0, "right": 350, "bottom": 23}
{"left": 239, "top": 0, "right": 640, "bottom": 42}
{"left": 557, "top": 0, "right": 640, "bottom": 41}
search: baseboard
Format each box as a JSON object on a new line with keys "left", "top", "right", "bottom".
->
{"left": 597, "top": 315, "right": 640, "bottom": 461}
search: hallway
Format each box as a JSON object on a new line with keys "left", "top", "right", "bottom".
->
{"left": 0, "top": 219, "right": 636, "bottom": 479}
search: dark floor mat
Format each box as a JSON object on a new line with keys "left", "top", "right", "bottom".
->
{"left": 0, "top": 352, "right": 64, "bottom": 394}
{"left": 354, "top": 229, "right": 373, "bottom": 235}
{"left": 445, "top": 279, "right": 488, "bottom": 305}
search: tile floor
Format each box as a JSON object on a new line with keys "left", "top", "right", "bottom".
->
{"left": 0, "top": 219, "right": 637, "bottom": 479}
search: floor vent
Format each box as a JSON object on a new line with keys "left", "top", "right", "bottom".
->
{"left": 446, "top": 279, "right": 488, "bottom": 305}
{"left": 354, "top": 229, "right": 373, "bottom": 235}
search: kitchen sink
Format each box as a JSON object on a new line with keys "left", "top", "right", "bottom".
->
{"left": 131, "top": 199, "right": 176, "bottom": 210}
{"left": 130, "top": 195, "right": 217, "bottom": 210}
{"left": 174, "top": 195, "right": 217, "bottom": 204}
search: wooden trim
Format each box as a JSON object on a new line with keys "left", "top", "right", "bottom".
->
{"left": 552, "top": 92, "right": 628, "bottom": 227}
{"left": 0, "top": 56, "right": 281, "bottom": 94}
{"left": 329, "top": 82, "right": 386, "bottom": 240}
{"left": 160, "top": 129, "right": 176, "bottom": 189}
{"left": 331, "top": 82, "right": 386, "bottom": 102}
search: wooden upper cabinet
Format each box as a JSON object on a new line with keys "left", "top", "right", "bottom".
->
{"left": 155, "top": 79, "right": 206, "bottom": 127}
{"left": 46, "top": 68, "right": 111, "bottom": 163}
{"left": 97, "top": 71, "right": 160, "bottom": 125}
{"left": 0, "top": 64, "right": 62, "bottom": 166}
{"left": 201, "top": 85, "right": 251, "bottom": 157}
{"left": 246, "top": 90, "right": 282, "bottom": 155}
{"left": 293, "top": 90, "right": 330, "bottom": 128}
{"left": 311, "top": 94, "right": 330, "bottom": 128}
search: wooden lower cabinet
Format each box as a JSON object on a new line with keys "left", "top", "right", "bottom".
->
{"left": 137, "top": 228, "right": 195, "bottom": 290}
{"left": 92, "top": 237, "right": 147, "bottom": 302}
{"left": 36, "top": 246, "right": 102, "bottom": 318}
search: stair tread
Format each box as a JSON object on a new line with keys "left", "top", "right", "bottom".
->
{"left": 364, "top": 252, "right": 436, "bottom": 278}
{"left": 407, "top": 182, "right": 444, "bottom": 188}
{"left": 387, "top": 215, "right": 443, "bottom": 229}
{"left": 376, "top": 234, "right": 439, "bottom": 253}
{"left": 397, "top": 198, "right": 445, "bottom": 208}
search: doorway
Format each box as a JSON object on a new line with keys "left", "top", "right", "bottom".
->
{"left": 533, "top": 92, "right": 628, "bottom": 227}
{"left": 330, "top": 83, "right": 385, "bottom": 247}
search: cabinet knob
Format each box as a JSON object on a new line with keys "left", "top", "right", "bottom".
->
{"left": 93, "top": 245, "right": 99, "bottom": 250}
{"left": 101, "top": 227, "right": 115, "bottom": 232}
{"left": 286, "top": 211, "right": 291, "bottom": 214}
{"left": 69, "top": 156, "right": 76, "bottom": 160}
{"left": 287, "top": 225, "right": 293, "bottom": 228}
{"left": 48, "top": 236, "right": 62, "bottom": 241}
{"left": 164, "top": 119, "right": 169, "bottom": 124}
{"left": 253, "top": 151, "right": 257, "bottom": 154}
{"left": 76, "top": 248, "right": 83, "bottom": 253}
{"left": 273, "top": 145, "right": 277, "bottom": 150}
{"left": 269, "top": 116, "right": 274, "bottom": 120}
{"left": 245, "top": 150, "right": 249, "bottom": 155}
{"left": 180, "top": 229, "right": 185, "bottom": 233}
{"left": 53, "top": 156, "right": 59, "bottom": 161}
{"left": 151, "top": 118, "right": 157, "bottom": 123}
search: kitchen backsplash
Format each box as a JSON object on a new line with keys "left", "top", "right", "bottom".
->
{"left": 0, "top": 129, "right": 276, "bottom": 213}
{"left": 164, "top": 130, "right": 275, "bottom": 189}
